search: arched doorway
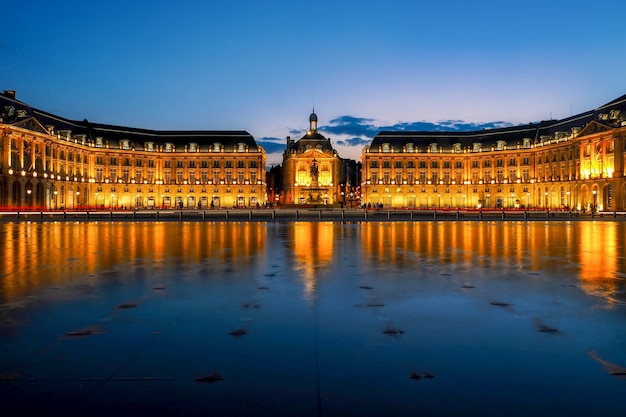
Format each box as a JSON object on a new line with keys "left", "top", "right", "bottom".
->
{"left": 36, "top": 183, "right": 45, "bottom": 208}
{"left": 11, "top": 181, "right": 22, "bottom": 209}
{"left": 602, "top": 183, "right": 612, "bottom": 211}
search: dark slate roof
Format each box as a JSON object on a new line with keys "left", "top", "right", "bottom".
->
{"left": 0, "top": 91, "right": 259, "bottom": 151}
{"left": 291, "top": 130, "right": 334, "bottom": 151}
{"left": 370, "top": 94, "right": 626, "bottom": 151}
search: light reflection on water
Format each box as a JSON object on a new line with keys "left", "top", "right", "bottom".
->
{"left": 1, "top": 221, "right": 626, "bottom": 416}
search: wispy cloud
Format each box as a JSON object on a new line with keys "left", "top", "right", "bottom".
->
{"left": 261, "top": 116, "right": 514, "bottom": 164}
{"left": 257, "top": 137, "right": 285, "bottom": 154}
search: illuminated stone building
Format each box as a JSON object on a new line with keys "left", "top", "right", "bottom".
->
{"left": 0, "top": 90, "right": 266, "bottom": 210}
{"left": 361, "top": 94, "right": 626, "bottom": 211}
{"left": 282, "top": 111, "right": 344, "bottom": 205}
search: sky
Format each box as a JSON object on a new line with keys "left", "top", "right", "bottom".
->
{"left": 3, "top": 0, "right": 626, "bottom": 166}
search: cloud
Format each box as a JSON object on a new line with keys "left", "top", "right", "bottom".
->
{"left": 259, "top": 116, "right": 515, "bottom": 165}
{"left": 257, "top": 137, "right": 285, "bottom": 154}
{"left": 323, "top": 116, "right": 379, "bottom": 137}
{"left": 335, "top": 136, "right": 372, "bottom": 147}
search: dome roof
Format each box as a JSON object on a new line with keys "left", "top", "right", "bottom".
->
{"left": 309, "top": 111, "right": 318, "bottom": 122}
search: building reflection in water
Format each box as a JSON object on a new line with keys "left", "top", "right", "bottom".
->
{"left": 0, "top": 221, "right": 624, "bottom": 308}
{"left": 360, "top": 221, "right": 626, "bottom": 307}
{"left": 0, "top": 222, "right": 266, "bottom": 306}
{"left": 288, "top": 222, "right": 335, "bottom": 303}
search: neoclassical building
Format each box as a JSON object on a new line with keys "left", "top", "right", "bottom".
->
{"left": 361, "top": 94, "right": 626, "bottom": 212}
{"left": 281, "top": 111, "right": 345, "bottom": 205}
{"left": 0, "top": 90, "right": 266, "bottom": 210}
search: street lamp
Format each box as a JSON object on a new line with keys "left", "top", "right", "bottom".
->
{"left": 566, "top": 191, "right": 571, "bottom": 210}
{"left": 544, "top": 191, "right": 548, "bottom": 210}
{"left": 76, "top": 191, "right": 80, "bottom": 210}
{"left": 53, "top": 190, "right": 58, "bottom": 210}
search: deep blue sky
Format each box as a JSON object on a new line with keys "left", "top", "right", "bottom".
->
{"left": 3, "top": 0, "right": 625, "bottom": 164}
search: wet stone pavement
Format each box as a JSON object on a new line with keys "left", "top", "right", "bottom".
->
{"left": 1, "top": 221, "right": 626, "bottom": 416}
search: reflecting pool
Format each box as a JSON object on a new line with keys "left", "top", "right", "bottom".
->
{"left": 1, "top": 221, "right": 626, "bottom": 416}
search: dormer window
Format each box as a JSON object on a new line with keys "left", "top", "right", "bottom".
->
{"left": 189, "top": 142, "right": 198, "bottom": 152}
{"left": 406, "top": 143, "right": 414, "bottom": 153}
{"left": 472, "top": 142, "right": 481, "bottom": 152}
{"left": 96, "top": 137, "right": 104, "bottom": 148}
{"left": 453, "top": 143, "right": 462, "bottom": 153}
{"left": 145, "top": 142, "right": 154, "bottom": 151}
{"left": 213, "top": 142, "right": 222, "bottom": 152}
{"left": 382, "top": 143, "right": 391, "bottom": 152}
{"left": 237, "top": 142, "right": 246, "bottom": 152}
{"left": 496, "top": 140, "right": 506, "bottom": 150}
{"left": 429, "top": 143, "right": 438, "bottom": 153}
{"left": 522, "top": 138, "right": 531, "bottom": 148}
{"left": 121, "top": 139, "right": 130, "bottom": 150}
{"left": 165, "top": 142, "right": 174, "bottom": 152}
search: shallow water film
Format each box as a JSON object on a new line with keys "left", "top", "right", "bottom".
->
{"left": 1, "top": 221, "right": 626, "bottom": 416}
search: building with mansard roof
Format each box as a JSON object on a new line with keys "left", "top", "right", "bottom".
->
{"left": 281, "top": 110, "right": 348, "bottom": 206}
{"left": 361, "top": 94, "right": 626, "bottom": 211}
{"left": 0, "top": 90, "right": 266, "bottom": 210}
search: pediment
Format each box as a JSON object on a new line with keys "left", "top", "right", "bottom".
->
{"left": 300, "top": 149, "right": 334, "bottom": 159}
{"left": 577, "top": 120, "right": 614, "bottom": 137}
{"left": 12, "top": 117, "right": 50, "bottom": 135}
